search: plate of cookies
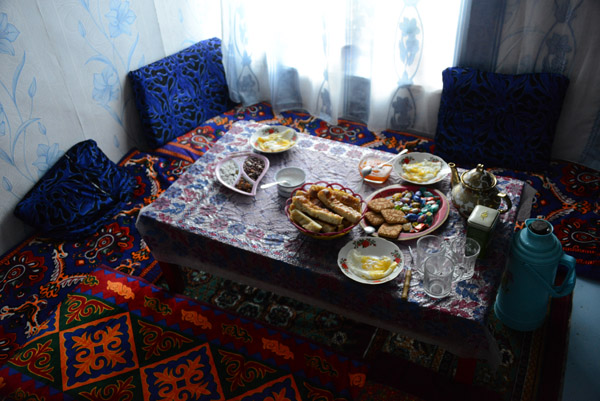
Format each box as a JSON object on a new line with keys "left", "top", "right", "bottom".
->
{"left": 285, "top": 182, "right": 365, "bottom": 240}
{"left": 361, "top": 185, "right": 449, "bottom": 241}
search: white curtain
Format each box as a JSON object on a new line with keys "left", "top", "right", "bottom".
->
{"left": 221, "top": 0, "right": 465, "bottom": 136}
{"left": 494, "top": 0, "right": 600, "bottom": 169}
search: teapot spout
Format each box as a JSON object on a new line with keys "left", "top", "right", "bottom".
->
{"left": 448, "top": 162, "right": 459, "bottom": 187}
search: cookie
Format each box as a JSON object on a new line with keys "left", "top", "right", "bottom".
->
{"left": 381, "top": 208, "right": 408, "bottom": 224}
{"left": 367, "top": 197, "right": 394, "bottom": 213}
{"left": 377, "top": 223, "right": 402, "bottom": 239}
{"left": 365, "top": 211, "right": 385, "bottom": 227}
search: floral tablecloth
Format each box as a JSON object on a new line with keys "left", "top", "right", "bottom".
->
{"left": 136, "top": 121, "right": 525, "bottom": 364}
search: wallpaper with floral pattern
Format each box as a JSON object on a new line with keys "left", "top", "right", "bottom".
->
{"left": 0, "top": 0, "right": 220, "bottom": 254}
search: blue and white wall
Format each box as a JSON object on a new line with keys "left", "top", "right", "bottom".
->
{"left": 0, "top": 0, "right": 221, "bottom": 253}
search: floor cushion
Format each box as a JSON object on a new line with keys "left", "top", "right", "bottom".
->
{"left": 13, "top": 139, "right": 135, "bottom": 240}
{"left": 434, "top": 66, "right": 569, "bottom": 172}
{"left": 128, "top": 37, "right": 236, "bottom": 149}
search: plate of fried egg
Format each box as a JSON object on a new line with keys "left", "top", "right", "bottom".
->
{"left": 393, "top": 152, "right": 451, "bottom": 185}
{"left": 337, "top": 237, "right": 404, "bottom": 284}
{"left": 250, "top": 125, "right": 299, "bottom": 153}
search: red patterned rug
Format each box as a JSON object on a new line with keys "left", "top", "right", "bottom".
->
{"left": 0, "top": 266, "right": 367, "bottom": 400}
{"left": 0, "top": 101, "right": 594, "bottom": 400}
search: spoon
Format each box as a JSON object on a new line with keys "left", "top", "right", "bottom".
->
{"left": 361, "top": 149, "right": 408, "bottom": 178}
{"left": 363, "top": 225, "right": 376, "bottom": 235}
{"left": 260, "top": 179, "right": 290, "bottom": 189}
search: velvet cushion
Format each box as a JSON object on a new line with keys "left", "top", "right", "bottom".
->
{"left": 14, "top": 140, "right": 135, "bottom": 239}
{"left": 128, "top": 37, "right": 236, "bottom": 149}
{"left": 434, "top": 67, "right": 569, "bottom": 171}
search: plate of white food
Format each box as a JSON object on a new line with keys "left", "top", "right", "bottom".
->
{"left": 337, "top": 237, "right": 404, "bottom": 284}
{"left": 393, "top": 152, "right": 451, "bottom": 185}
{"left": 250, "top": 125, "right": 299, "bottom": 153}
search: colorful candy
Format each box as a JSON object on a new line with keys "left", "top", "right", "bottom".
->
{"left": 390, "top": 188, "right": 442, "bottom": 233}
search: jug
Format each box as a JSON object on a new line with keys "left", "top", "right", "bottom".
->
{"left": 494, "top": 219, "right": 576, "bottom": 331}
{"left": 449, "top": 163, "right": 512, "bottom": 217}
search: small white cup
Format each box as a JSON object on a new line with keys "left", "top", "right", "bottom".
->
{"left": 275, "top": 167, "right": 306, "bottom": 197}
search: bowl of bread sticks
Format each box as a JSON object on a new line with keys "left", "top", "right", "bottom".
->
{"left": 284, "top": 181, "right": 365, "bottom": 239}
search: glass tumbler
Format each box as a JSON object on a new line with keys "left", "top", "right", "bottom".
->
{"left": 416, "top": 235, "right": 446, "bottom": 275}
{"left": 451, "top": 237, "right": 481, "bottom": 280}
{"left": 423, "top": 254, "right": 456, "bottom": 298}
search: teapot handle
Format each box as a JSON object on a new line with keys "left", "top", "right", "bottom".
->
{"left": 496, "top": 192, "right": 512, "bottom": 214}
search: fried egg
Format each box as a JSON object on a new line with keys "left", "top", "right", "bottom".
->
{"left": 256, "top": 129, "right": 296, "bottom": 152}
{"left": 348, "top": 249, "right": 398, "bottom": 280}
{"left": 402, "top": 160, "right": 442, "bottom": 183}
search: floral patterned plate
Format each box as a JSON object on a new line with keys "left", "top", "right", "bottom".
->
{"left": 250, "top": 125, "right": 299, "bottom": 153}
{"left": 393, "top": 152, "right": 450, "bottom": 185}
{"left": 337, "top": 237, "right": 404, "bottom": 285}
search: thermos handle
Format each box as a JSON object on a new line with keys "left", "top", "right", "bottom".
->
{"left": 522, "top": 253, "right": 577, "bottom": 298}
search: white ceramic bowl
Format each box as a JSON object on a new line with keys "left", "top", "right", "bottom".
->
{"left": 250, "top": 125, "right": 299, "bottom": 153}
{"left": 275, "top": 167, "right": 306, "bottom": 197}
{"left": 337, "top": 237, "right": 404, "bottom": 284}
{"left": 393, "top": 152, "right": 451, "bottom": 185}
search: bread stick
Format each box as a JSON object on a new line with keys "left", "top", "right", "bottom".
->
{"left": 317, "top": 189, "right": 362, "bottom": 223}
{"left": 290, "top": 209, "right": 322, "bottom": 232}
{"left": 292, "top": 195, "right": 344, "bottom": 225}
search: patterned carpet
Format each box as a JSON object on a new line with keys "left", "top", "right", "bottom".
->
{"left": 0, "top": 101, "right": 597, "bottom": 399}
{"left": 0, "top": 266, "right": 366, "bottom": 400}
{"left": 172, "top": 265, "right": 572, "bottom": 401}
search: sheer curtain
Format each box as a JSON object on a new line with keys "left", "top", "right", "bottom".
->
{"left": 457, "top": 0, "right": 600, "bottom": 169}
{"left": 495, "top": 0, "right": 600, "bottom": 169}
{"left": 221, "top": 0, "right": 466, "bottom": 136}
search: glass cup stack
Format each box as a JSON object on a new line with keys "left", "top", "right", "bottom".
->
{"left": 416, "top": 235, "right": 480, "bottom": 298}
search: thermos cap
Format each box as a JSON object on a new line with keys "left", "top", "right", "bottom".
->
{"left": 529, "top": 220, "right": 551, "bottom": 235}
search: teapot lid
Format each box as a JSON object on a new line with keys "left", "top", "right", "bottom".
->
{"left": 461, "top": 164, "right": 496, "bottom": 190}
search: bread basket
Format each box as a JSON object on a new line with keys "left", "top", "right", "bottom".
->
{"left": 284, "top": 181, "right": 365, "bottom": 240}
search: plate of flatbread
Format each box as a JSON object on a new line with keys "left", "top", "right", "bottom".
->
{"left": 360, "top": 184, "right": 449, "bottom": 241}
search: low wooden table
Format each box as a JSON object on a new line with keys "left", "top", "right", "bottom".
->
{"left": 136, "top": 121, "right": 526, "bottom": 364}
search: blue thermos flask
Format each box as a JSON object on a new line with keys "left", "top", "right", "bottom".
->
{"left": 494, "top": 218, "right": 576, "bottom": 331}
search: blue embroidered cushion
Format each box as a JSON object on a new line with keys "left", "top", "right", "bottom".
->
{"left": 14, "top": 140, "right": 135, "bottom": 239}
{"left": 434, "top": 67, "right": 569, "bottom": 171}
{"left": 128, "top": 37, "right": 236, "bottom": 149}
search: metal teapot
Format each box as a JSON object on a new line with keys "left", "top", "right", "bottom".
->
{"left": 449, "top": 163, "right": 512, "bottom": 217}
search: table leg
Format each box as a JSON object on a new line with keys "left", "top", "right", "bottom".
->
{"left": 158, "top": 261, "right": 185, "bottom": 293}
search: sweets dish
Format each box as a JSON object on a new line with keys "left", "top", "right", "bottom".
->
{"left": 216, "top": 152, "right": 270, "bottom": 196}
{"left": 337, "top": 237, "right": 404, "bottom": 284}
{"left": 250, "top": 125, "right": 299, "bottom": 153}
{"left": 393, "top": 152, "right": 450, "bottom": 185}
{"left": 361, "top": 184, "right": 449, "bottom": 241}
{"left": 284, "top": 182, "right": 365, "bottom": 239}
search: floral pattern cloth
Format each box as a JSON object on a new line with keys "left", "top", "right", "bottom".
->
{"left": 137, "top": 120, "right": 525, "bottom": 364}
